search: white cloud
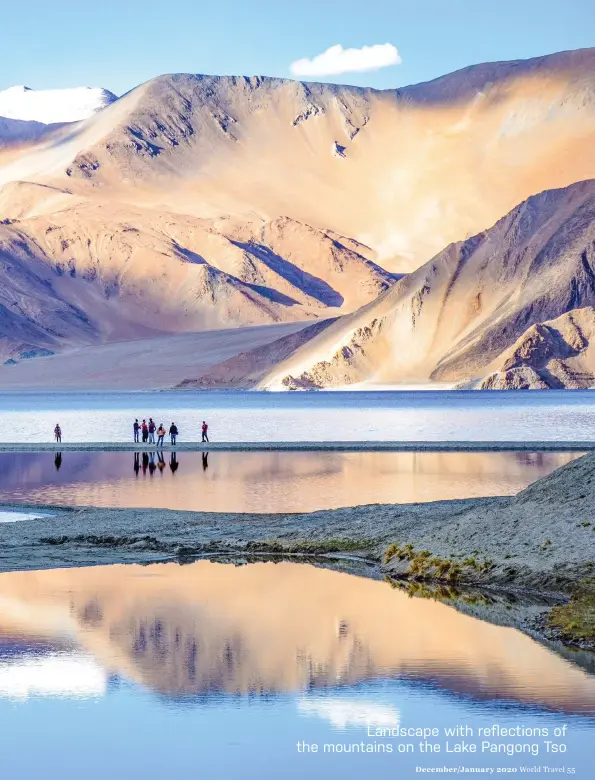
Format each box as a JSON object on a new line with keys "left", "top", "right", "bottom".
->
{"left": 290, "top": 43, "right": 401, "bottom": 77}
{"left": 0, "top": 653, "right": 106, "bottom": 700}
{"left": 297, "top": 696, "right": 400, "bottom": 730}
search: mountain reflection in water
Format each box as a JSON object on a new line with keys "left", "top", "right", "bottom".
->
{"left": 0, "top": 560, "right": 593, "bottom": 713}
{"left": 0, "top": 450, "right": 581, "bottom": 513}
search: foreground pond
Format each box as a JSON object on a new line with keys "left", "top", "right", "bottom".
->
{"left": 0, "top": 451, "right": 581, "bottom": 512}
{"left": 0, "top": 560, "right": 593, "bottom": 778}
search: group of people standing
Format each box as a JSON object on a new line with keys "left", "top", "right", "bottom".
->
{"left": 132, "top": 418, "right": 209, "bottom": 445}
{"left": 133, "top": 418, "right": 176, "bottom": 445}
{"left": 52, "top": 418, "right": 210, "bottom": 445}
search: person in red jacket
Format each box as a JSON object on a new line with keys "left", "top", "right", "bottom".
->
{"left": 201, "top": 420, "right": 209, "bottom": 443}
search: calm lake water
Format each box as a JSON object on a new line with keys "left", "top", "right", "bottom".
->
{"left": 0, "top": 560, "right": 593, "bottom": 779}
{"left": 0, "top": 450, "right": 581, "bottom": 512}
{"left": 0, "top": 390, "right": 594, "bottom": 443}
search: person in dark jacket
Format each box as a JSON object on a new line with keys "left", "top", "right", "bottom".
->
{"left": 169, "top": 422, "right": 179, "bottom": 445}
{"left": 133, "top": 419, "right": 140, "bottom": 443}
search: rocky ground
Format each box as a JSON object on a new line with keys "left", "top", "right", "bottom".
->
{"left": 1, "top": 450, "right": 594, "bottom": 649}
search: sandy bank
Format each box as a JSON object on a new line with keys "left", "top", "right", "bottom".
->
{"left": 0, "top": 441, "right": 594, "bottom": 452}
{"left": 0, "top": 322, "right": 309, "bottom": 391}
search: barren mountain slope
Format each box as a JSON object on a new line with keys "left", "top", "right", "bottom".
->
{"left": 478, "top": 307, "right": 595, "bottom": 389}
{"left": 0, "top": 187, "right": 391, "bottom": 359}
{"left": 2, "top": 48, "right": 595, "bottom": 273}
{"left": 0, "top": 117, "right": 50, "bottom": 147}
{"left": 183, "top": 179, "right": 595, "bottom": 389}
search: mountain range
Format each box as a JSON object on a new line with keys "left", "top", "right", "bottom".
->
{"left": 0, "top": 86, "right": 117, "bottom": 148}
{"left": 1, "top": 48, "right": 595, "bottom": 389}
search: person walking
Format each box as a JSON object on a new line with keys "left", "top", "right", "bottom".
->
{"left": 133, "top": 419, "right": 140, "bottom": 443}
{"left": 169, "top": 422, "right": 178, "bottom": 446}
{"left": 156, "top": 423, "right": 166, "bottom": 447}
{"left": 148, "top": 418, "right": 156, "bottom": 444}
{"left": 201, "top": 420, "right": 209, "bottom": 443}
{"left": 54, "top": 423, "right": 62, "bottom": 443}
{"left": 141, "top": 419, "right": 148, "bottom": 443}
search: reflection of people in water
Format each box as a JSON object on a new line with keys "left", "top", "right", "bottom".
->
{"left": 170, "top": 452, "right": 179, "bottom": 473}
{"left": 149, "top": 452, "right": 156, "bottom": 476}
{"left": 134, "top": 452, "right": 140, "bottom": 476}
{"left": 54, "top": 452, "right": 62, "bottom": 471}
{"left": 202, "top": 452, "right": 209, "bottom": 471}
{"left": 157, "top": 452, "right": 165, "bottom": 473}
{"left": 142, "top": 452, "right": 149, "bottom": 475}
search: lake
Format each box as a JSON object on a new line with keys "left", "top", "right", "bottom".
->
{"left": 0, "top": 450, "right": 581, "bottom": 513}
{"left": 0, "top": 390, "right": 594, "bottom": 443}
{"left": 0, "top": 560, "right": 592, "bottom": 779}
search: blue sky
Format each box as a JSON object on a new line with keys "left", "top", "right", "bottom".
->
{"left": 1, "top": 0, "right": 593, "bottom": 95}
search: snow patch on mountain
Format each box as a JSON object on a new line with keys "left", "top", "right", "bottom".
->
{"left": 0, "top": 85, "right": 117, "bottom": 124}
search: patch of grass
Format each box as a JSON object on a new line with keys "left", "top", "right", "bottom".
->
{"left": 383, "top": 541, "right": 496, "bottom": 584}
{"left": 447, "top": 564, "right": 463, "bottom": 581}
{"left": 435, "top": 559, "right": 453, "bottom": 579}
{"left": 383, "top": 541, "right": 417, "bottom": 564}
{"left": 548, "top": 590, "right": 595, "bottom": 643}
{"left": 477, "top": 559, "right": 494, "bottom": 573}
{"left": 462, "top": 557, "right": 478, "bottom": 569}
{"left": 384, "top": 543, "right": 401, "bottom": 564}
{"left": 246, "top": 538, "right": 376, "bottom": 555}
{"left": 407, "top": 554, "right": 429, "bottom": 577}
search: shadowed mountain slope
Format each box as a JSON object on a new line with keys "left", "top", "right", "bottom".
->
{"left": 178, "top": 180, "right": 595, "bottom": 389}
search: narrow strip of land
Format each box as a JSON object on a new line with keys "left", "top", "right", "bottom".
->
{"left": 0, "top": 440, "right": 593, "bottom": 452}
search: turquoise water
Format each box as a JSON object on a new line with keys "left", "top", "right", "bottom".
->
{"left": 0, "top": 390, "right": 594, "bottom": 442}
